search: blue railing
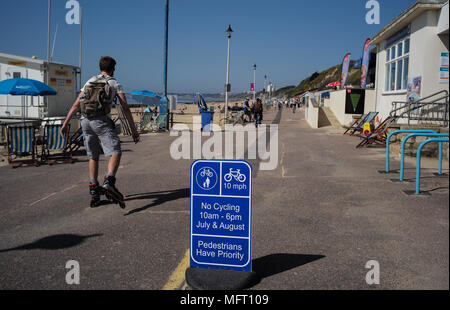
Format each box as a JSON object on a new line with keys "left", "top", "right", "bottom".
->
{"left": 383, "top": 130, "right": 436, "bottom": 173}
{"left": 399, "top": 133, "right": 449, "bottom": 181}
{"left": 414, "top": 138, "right": 449, "bottom": 194}
{"left": 382, "top": 131, "right": 449, "bottom": 195}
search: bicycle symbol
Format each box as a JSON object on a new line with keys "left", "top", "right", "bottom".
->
{"left": 200, "top": 168, "right": 214, "bottom": 178}
{"left": 196, "top": 167, "right": 218, "bottom": 191}
{"left": 224, "top": 168, "right": 246, "bottom": 183}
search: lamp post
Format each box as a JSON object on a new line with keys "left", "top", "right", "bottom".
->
{"left": 264, "top": 74, "right": 267, "bottom": 103}
{"left": 253, "top": 64, "right": 257, "bottom": 103}
{"left": 224, "top": 25, "right": 233, "bottom": 122}
{"left": 163, "top": 0, "right": 170, "bottom": 130}
{"left": 47, "top": 0, "right": 51, "bottom": 63}
{"left": 79, "top": 6, "right": 83, "bottom": 91}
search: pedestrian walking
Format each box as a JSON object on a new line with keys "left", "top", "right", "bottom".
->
{"left": 254, "top": 98, "right": 263, "bottom": 128}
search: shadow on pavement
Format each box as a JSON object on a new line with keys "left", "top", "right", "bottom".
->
{"left": 124, "top": 188, "right": 190, "bottom": 216}
{"left": 247, "top": 253, "right": 325, "bottom": 288}
{"left": 0, "top": 234, "right": 102, "bottom": 253}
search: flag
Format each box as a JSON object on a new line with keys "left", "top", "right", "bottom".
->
{"left": 361, "top": 39, "right": 371, "bottom": 88}
{"left": 340, "top": 53, "right": 351, "bottom": 87}
{"left": 250, "top": 83, "right": 255, "bottom": 92}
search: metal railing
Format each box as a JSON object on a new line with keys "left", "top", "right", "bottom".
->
{"left": 412, "top": 137, "right": 449, "bottom": 195}
{"left": 390, "top": 90, "right": 449, "bottom": 127}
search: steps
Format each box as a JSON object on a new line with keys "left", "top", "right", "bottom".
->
{"left": 318, "top": 107, "right": 341, "bottom": 129}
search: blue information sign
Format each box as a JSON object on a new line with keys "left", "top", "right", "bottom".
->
{"left": 190, "top": 160, "right": 252, "bottom": 272}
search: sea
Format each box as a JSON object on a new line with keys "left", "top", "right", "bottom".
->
{"left": 125, "top": 93, "right": 225, "bottom": 106}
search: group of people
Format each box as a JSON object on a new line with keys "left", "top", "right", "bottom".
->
{"left": 277, "top": 98, "right": 302, "bottom": 113}
{"left": 219, "top": 98, "right": 264, "bottom": 126}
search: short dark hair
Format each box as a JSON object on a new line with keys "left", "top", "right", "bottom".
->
{"left": 99, "top": 56, "right": 116, "bottom": 73}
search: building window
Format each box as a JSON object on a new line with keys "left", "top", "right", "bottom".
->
{"left": 385, "top": 38, "right": 409, "bottom": 92}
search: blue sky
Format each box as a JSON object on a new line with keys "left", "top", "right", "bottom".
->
{"left": 0, "top": 0, "right": 416, "bottom": 93}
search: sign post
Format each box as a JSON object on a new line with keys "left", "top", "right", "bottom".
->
{"left": 186, "top": 160, "right": 258, "bottom": 290}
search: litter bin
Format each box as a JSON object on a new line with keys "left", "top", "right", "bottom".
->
{"left": 200, "top": 109, "right": 214, "bottom": 132}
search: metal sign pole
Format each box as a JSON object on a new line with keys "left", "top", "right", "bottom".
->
{"left": 225, "top": 25, "right": 233, "bottom": 123}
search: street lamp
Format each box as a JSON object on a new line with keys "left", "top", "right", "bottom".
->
{"left": 253, "top": 64, "right": 257, "bottom": 103}
{"left": 225, "top": 25, "right": 233, "bottom": 122}
{"left": 162, "top": 0, "right": 170, "bottom": 130}
{"left": 264, "top": 74, "right": 267, "bottom": 102}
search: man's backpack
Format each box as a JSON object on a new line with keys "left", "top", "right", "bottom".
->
{"left": 79, "top": 76, "right": 115, "bottom": 118}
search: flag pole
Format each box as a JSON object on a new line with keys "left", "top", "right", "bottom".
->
{"left": 47, "top": 0, "right": 51, "bottom": 63}
{"left": 79, "top": 6, "right": 83, "bottom": 91}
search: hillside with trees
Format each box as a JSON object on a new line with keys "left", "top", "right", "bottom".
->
{"left": 274, "top": 60, "right": 362, "bottom": 98}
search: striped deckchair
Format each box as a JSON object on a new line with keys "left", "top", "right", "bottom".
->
{"left": 138, "top": 112, "right": 154, "bottom": 132}
{"left": 6, "top": 124, "right": 38, "bottom": 168}
{"left": 344, "top": 112, "right": 378, "bottom": 136}
{"left": 42, "top": 124, "right": 72, "bottom": 165}
{"left": 65, "top": 127, "right": 84, "bottom": 153}
{"left": 343, "top": 113, "right": 367, "bottom": 135}
{"left": 356, "top": 116, "right": 397, "bottom": 148}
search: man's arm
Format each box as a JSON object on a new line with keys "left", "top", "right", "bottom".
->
{"left": 117, "top": 93, "right": 140, "bottom": 143}
{"left": 61, "top": 91, "right": 84, "bottom": 136}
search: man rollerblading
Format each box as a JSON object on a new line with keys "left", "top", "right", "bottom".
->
{"left": 103, "top": 175, "right": 126, "bottom": 209}
{"left": 61, "top": 56, "right": 139, "bottom": 209}
{"left": 89, "top": 181, "right": 104, "bottom": 208}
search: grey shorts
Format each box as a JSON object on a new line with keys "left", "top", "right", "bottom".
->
{"left": 81, "top": 116, "right": 121, "bottom": 160}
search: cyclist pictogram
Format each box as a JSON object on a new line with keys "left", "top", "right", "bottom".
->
{"left": 196, "top": 167, "right": 218, "bottom": 191}
{"left": 224, "top": 168, "right": 246, "bottom": 183}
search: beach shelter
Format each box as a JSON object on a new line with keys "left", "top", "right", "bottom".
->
{"left": 130, "top": 90, "right": 161, "bottom": 106}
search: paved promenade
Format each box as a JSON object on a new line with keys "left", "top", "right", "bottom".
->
{"left": 0, "top": 107, "right": 448, "bottom": 289}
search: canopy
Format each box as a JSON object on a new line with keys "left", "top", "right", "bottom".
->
{"left": 130, "top": 90, "right": 161, "bottom": 106}
{"left": 0, "top": 78, "right": 57, "bottom": 96}
{"left": 130, "top": 90, "right": 161, "bottom": 98}
{"left": 326, "top": 82, "right": 341, "bottom": 88}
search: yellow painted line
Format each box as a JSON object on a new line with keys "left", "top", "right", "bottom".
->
{"left": 162, "top": 249, "right": 190, "bottom": 290}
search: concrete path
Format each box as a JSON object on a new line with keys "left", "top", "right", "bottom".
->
{"left": 0, "top": 107, "right": 448, "bottom": 289}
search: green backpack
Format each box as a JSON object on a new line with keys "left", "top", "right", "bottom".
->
{"left": 79, "top": 76, "right": 115, "bottom": 118}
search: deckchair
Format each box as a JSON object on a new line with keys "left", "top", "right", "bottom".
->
{"left": 137, "top": 111, "right": 155, "bottom": 132}
{"left": 155, "top": 114, "right": 167, "bottom": 131}
{"left": 356, "top": 116, "right": 397, "bottom": 148}
{"left": 343, "top": 113, "right": 367, "bottom": 135}
{"left": 41, "top": 124, "right": 73, "bottom": 165}
{"left": 65, "top": 127, "right": 84, "bottom": 153}
{"left": 6, "top": 124, "right": 39, "bottom": 168}
{"left": 344, "top": 112, "right": 378, "bottom": 136}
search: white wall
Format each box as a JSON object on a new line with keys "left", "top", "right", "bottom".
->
{"left": 328, "top": 90, "right": 350, "bottom": 125}
{"left": 364, "top": 89, "right": 376, "bottom": 114}
{"left": 0, "top": 61, "right": 43, "bottom": 119}
{"left": 326, "top": 89, "right": 375, "bottom": 126}
{"left": 305, "top": 102, "right": 319, "bottom": 129}
{"left": 374, "top": 9, "right": 450, "bottom": 123}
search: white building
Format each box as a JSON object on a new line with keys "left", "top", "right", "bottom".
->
{"left": 370, "top": 0, "right": 449, "bottom": 122}
{"left": 0, "top": 52, "right": 79, "bottom": 120}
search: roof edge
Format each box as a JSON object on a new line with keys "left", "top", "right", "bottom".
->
{"left": 370, "top": 1, "right": 445, "bottom": 45}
